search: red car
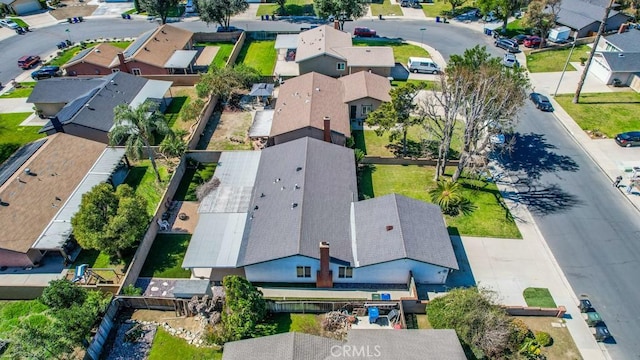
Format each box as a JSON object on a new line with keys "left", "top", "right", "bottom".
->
{"left": 18, "top": 55, "right": 41, "bottom": 70}
{"left": 523, "top": 36, "right": 542, "bottom": 48}
{"left": 354, "top": 27, "right": 376, "bottom": 37}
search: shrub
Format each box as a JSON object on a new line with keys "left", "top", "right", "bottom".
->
{"left": 40, "top": 279, "right": 86, "bottom": 310}
{"left": 535, "top": 331, "right": 553, "bottom": 347}
{"left": 0, "top": 143, "right": 20, "bottom": 165}
{"left": 121, "top": 284, "right": 143, "bottom": 296}
{"left": 510, "top": 318, "right": 532, "bottom": 346}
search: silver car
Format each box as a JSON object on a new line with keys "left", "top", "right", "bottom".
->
{"left": 502, "top": 53, "right": 519, "bottom": 68}
{"left": 0, "top": 19, "right": 19, "bottom": 30}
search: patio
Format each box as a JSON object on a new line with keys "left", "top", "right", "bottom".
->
{"left": 160, "top": 201, "right": 199, "bottom": 234}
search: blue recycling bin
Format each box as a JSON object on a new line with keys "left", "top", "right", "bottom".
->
{"left": 435, "top": 16, "right": 440, "bottom": 22}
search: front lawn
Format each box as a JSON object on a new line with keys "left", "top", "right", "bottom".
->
{"left": 236, "top": 40, "right": 277, "bottom": 76}
{"left": 139, "top": 234, "right": 191, "bottom": 278}
{"left": 421, "top": 1, "right": 474, "bottom": 17}
{"left": 365, "top": 165, "right": 521, "bottom": 238}
{"left": 525, "top": 45, "right": 590, "bottom": 72}
{"left": 124, "top": 160, "right": 171, "bottom": 215}
{"left": 173, "top": 162, "right": 217, "bottom": 201}
{"left": 0, "top": 82, "right": 36, "bottom": 98}
{"left": 353, "top": 39, "right": 429, "bottom": 65}
{"left": 0, "top": 112, "right": 44, "bottom": 147}
{"left": 555, "top": 92, "right": 640, "bottom": 137}
{"left": 148, "top": 328, "right": 222, "bottom": 360}
{"left": 256, "top": 0, "right": 314, "bottom": 16}
{"left": 516, "top": 317, "right": 581, "bottom": 359}
{"left": 523, "top": 287, "right": 557, "bottom": 308}
{"left": 370, "top": 0, "right": 402, "bottom": 16}
{"left": 195, "top": 42, "right": 236, "bottom": 69}
{"left": 359, "top": 127, "right": 427, "bottom": 157}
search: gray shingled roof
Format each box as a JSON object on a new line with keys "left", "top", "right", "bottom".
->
{"left": 40, "top": 72, "right": 148, "bottom": 133}
{"left": 223, "top": 332, "right": 342, "bottom": 360}
{"left": 604, "top": 30, "right": 640, "bottom": 52}
{"left": 556, "top": 0, "right": 620, "bottom": 30}
{"left": 27, "top": 76, "right": 108, "bottom": 104}
{"left": 600, "top": 52, "right": 640, "bottom": 72}
{"left": 238, "top": 137, "right": 357, "bottom": 266}
{"left": 353, "top": 194, "right": 458, "bottom": 269}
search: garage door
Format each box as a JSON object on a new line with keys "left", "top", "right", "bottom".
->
{"left": 589, "top": 58, "right": 611, "bottom": 83}
{"left": 13, "top": 0, "right": 41, "bottom": 15}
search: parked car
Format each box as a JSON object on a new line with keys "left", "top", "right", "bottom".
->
{"left": 31, "top": 66, "right": 61, "bottom": 80}
{"left": 354, "top": 27, "right": 376, "bottom": 37}
{"left": 511, "top": 34, "right": 529, "bottom": 44}
{"left": 529, "top": 92, "right": 554, "bottom": 111}
{"left": 407, "top": 57, "right": 440, "bottom": 74}
{"left": 615, "top": 131, "right": 640, "bottom": 147}
{"left": 0, "top": 19, "right": 19, "bottom": 30}
{"left": 400, "top": 0, "right": 410, "bottom": 7}
{"left": 216, "top": 26, "right": 241, "bottom": 32}
{"left": 483, "top": 11, "right": 498, "bottom": 22}
{"left": 523, "top": 36, "right": 542, "bottom": 48}
{"left": 18, "top": 55, "right": 41, "bottom": 70}
{"left": 502, "top": 53, "right": 519, "bottom": 68}
{"left": 411, "top": 1, "right": 422, "bottom": 8}
{"left": 495, "top": 38, "right": 519, "bottom": 53}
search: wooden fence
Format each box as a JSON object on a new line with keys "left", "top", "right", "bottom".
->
{"left": 362, "top": 156, "right": 459, "bottom": 166}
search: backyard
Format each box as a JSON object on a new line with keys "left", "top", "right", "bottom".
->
{"left": 271, "top": 313, "right": 323, "bottom": 334}
{"left": 236, "top": 39, "right": 277, "bottom": 76}
{"left": 256, "top": 0, "right": 314, "bottom": 16}
{"left": 555, "top": 92, "right": 640, "bottom": 137}
{"left": 148, "top": 328, "right": 222, "bottom": 360}
{"left": 195, "top": 42, "right": 235, "bottom": 69}
{"left": 139, "top": 234, "right": 191, "bottom": 278}
{"left": 174, "top": 162, "right": 217, "bottom": 201}
{"left": 370, "top": 0, "right": 402, "bottom": 16}
{"left": 164, "top": 86, "right": 199, "bottom": 133}
{"left": 124, "top": 160, "right": 172, "bottom": 215}
{"left": 48, "top": 41, "right": 132, "bottom": 67}
{"left": 353, "top": 39, "right": 430, "bottom": 65}
{"left": 205, "top": 111, "right": 253, "bottom": 150}
{"left": 525, "top": 45, "right": 591, "bottom": 73}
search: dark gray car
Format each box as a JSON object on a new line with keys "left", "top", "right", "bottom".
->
{"left": 495, "top": 38, "right": 519, "bottom": 53}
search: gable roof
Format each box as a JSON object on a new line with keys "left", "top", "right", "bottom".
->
{"left": 40, "top": 72, "right": 150, "bottom": 133}
{"left": 604, "top": 30, "right": 640, "bottom": 52}
{"left": 353, "top": 194, "right": 459, "bottom": 269}
{"left": 62, "top": 43, "right": 122, "bottom": 70}
{"left": 121, "top": 24, "right": 193, "bottom": 69}
{"left": 556, "top": 0, "right": 622, "bottom": 30}
{"left": 270, "top": 72, "right": 350, "bottom": 138}
{"left": 599, "top": 52, "right": 640, "bottom": 72}
{"left": 0, "top": 134, "right": 106, "bottom": 254}
{"left": 223, "top": 332, "right": 342, "bottom": 360}
{"left": 27, "top": 77, "right": 108, "bottom": 104}
{"left": 295, "top": 25, "right": 352, "bottom": 62}
{"left": 333, "top": 47, "right": 395, "bottom": 68}
{"left": 238, "top": 137, "right": 358, "bottom": 266}
{"left": 339, "top": 71, "right": 392, "bottom": 103}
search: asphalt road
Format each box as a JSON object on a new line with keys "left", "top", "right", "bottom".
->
{"left": 1, "top": 16, "right": 639, "bottom": 359}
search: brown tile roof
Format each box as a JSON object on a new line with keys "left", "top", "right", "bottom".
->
{"left": 334, "top": 47, "right": 395, "bottom": 68}
{"left": 0, "top": 134, "right": 106, "bottom": 253}
{"left": 270, "top": 72, "right": 350, "bottom": 138}
{"left": 62, "top": 43, "right": 122, "bottom": 70}
{"left": 339, "top": 71, "right": 392, "bottom": 103}
{"left": 126, "top": 24, "right": 193, "bottom": 69}
{"left": 295, "top": 25, "right": 352, "bottom": 62}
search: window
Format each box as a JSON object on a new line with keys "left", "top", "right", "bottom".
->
{"left": 296, "top": 266, "right": 311, "bottom": 278}
{"left": 336, "top": 62, "right": 346, "bottom": 71}
{"left": 361, "top": 105, "right": 372, "bottom": 116}
{"left": 338, "top": 266, "right": 353, "bottom": 278}
{"left": 131, "top": 68, "right": 141, "bottom": 76}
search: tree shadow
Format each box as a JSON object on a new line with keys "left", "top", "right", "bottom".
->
{"left": 351, "top": 130, "right": 367, "bottom": 154}
{"left": 500, "top": 180, "right": 582, "bottom": 216}
{"left": 388, "top": 139, "right": 424, "bottom": 158}
{"left": 123, "top": 165, "right": 149, "bottom": 190}
{"left": 496, "top": 132, "right": 579, "bottom": 180}
{"left": 357, "top": 165, "right": 376, "bottom": 200}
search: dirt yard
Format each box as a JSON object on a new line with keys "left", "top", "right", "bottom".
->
{"left": 205, "top": 110, "right": 253, "bottom": 150}
{"left": 516, "top": 316, "right": 582, "bottom": 360}
{"left": 49, "top": 0, "right": 98, "bottom": 20}
{"left": 131, "top": 309, "right": 204, "bottom": 334}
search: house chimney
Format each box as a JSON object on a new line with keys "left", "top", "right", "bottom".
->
{"left": 334, "top": 20, "right": 340, "bottom": 30}
{"left": 316, "top": 242, "right": 333, "bottom": 288}
{"left": 323, "top": 116, "right": 331, "bottom": 143}
{"left": 116, "top": 52, "right": 129, "bottom": 73}
{"left": 618, "top": 23, "right": 628, "bottom": 34}
{"left": 49, "top": 116, "right": 64, "bottom": 133}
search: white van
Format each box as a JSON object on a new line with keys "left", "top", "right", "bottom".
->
{"left": 407, "top": 57, "right": 440, "bottom": 74}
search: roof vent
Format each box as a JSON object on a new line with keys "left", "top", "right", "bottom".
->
{"left": 315, "top": 87, "right": 320, "bottom": 91}
{"left": 294, "top": 184, "right": 300, "bottom": 190}
{"left": 291, "top": 203, "right": 298, "bottom": 208}
{"left": 281, "top": 186, "right": 286, "bottom": 191}
{"left": 274, "top": 178, "right": 281, "bottom": 183}
{"left": 296, "top": 167, "right": 302, "bottom": 171}
{"left": 161, "top": 30, "right": 166, "bottom": 34}
{"left": 366, "top": 49, "right": 371, "bottom": 52}
{"left": 618, "top": 53, "right": 624, "bottom": 57}
{"left": 386, "top": 225, "right": 394, "bottom": 231}
{"left": 144, "top": 47, "right": 149, "bottom": 51}
{"left": 260, "top": 193, "right": 265, "bottom": 197}
{"left": 24, "top": 168, "right": 31, "bottom": 175}
{"left": 154, "top": 37, "right": 159, "bottom": 41}
{"left": 95, "top": 49, "right": 101, "bottom": 53}
{"left": 254, "top": 205, "right": 259, "bottom": 210}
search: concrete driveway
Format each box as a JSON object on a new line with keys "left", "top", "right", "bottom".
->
{"left": 529, "top": 64, "right": 620, "bottom": 95}
{"left": 0, "top": 98, "right": 34, "bottom": 113}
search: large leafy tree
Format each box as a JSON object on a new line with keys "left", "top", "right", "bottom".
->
{"left": 40, "top": 279, "right": 87, "bottom": 310}
{"left": 71, "top": 183, "right": 150, "bottom": 258}
{"left": 313, "top": 0, "right": 367, "bottom": 30}
{"left": 477, "top": 0, "right": 525, "bottom": 31}
{"left": 198, "top": 0, "right": 248, "bottom": 29}
{"left": 109, "top": 100, "right": 171, "bottom": 183}
{"left": 522, "top": 0, "right": 562, "bottom": 47}
{"left": 446, "top": 0, "right": 466, "bottom": 15}
{"left": 140, "top": 0, "right": 179, "bottom": 24}
{"left": 221, "top": 275, "right": 267, "bottom": 341}
{"left": 366, "top": 82, "right": 424, "bottom": 158}
{"left": 196, "top": 65, "right": 261, "bottom": 102}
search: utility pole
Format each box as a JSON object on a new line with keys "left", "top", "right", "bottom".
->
{"left": 554, "top": 40, "right": 576, "bottom": 97}
{"left": 573, "top": 0, "right": 616, "bottom": 104}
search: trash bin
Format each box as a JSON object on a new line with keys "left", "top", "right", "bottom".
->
{"left": 435, "top": 16, "right": 440, "bottom": 22}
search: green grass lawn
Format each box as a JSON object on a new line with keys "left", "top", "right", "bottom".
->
{"left": 555, "top": 92, "right": 640, "bottom": 137}
{"left": 148, "top": 328, "right": 222, "bottom": 360}
{"left": 196, "top": 42, "right": 236, "bottom": 68}
{"left": 357, "top": 127, "right": 462, "bottom": 159}
{"left": 139, "top": 234, "right": 191, "bottom": 278}
{"left": 9, "top": 18, "right": 28, "bottom": 28}
{"left": 70, "top": 248, "right": 129, "bottom": 269}
{"left": 270, "top": 313, "right": 322, "bottom": 334}
{"left": 353, "top": 39, "right": 429, "bottom": 65}
{"left": 363, "top": 165, "right": 521, "bottom": 238}
{"left": 164, "top": 96, "right": 189, "bottom": 129}
{"left": 421, "top": 0, "right": 474, "bottom": 17}
{"left": 370, "top": 0, "right": 402, "bottom": 16}
{"left": 0, "top": 300, "right": 50, "bottom": 338}
{"left": 523, "top": 287, "right": 557, "bottom": 308}
{"left": 501, "top": 18, "right": 532, "bottom": 38}
{"left": 0, "top": 82, "right": 36, "bottom": 98}
{"left": 390, "top": 79, "right": 439, "bottom": 88}
{"left": 525, "top": 45, "right": 590, "bottom": 73}
{"left": 124, "top": 160, "right": 171, "bottom": 215}
{"left": 48, "top": 41, "right": 132, "bottom": 66}
{"left": 173, "top": 162, "right": 217, "bottom": 201}
{"left": 0, "top": 113, "right": 44, "bottom": 146}
{"left": 236, "top": 40, "right": 277, "bottom": 75}
{"left": 256, "top": 0, "right": 314, "bottom": 16}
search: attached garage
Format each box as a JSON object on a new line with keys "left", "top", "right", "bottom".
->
{"left": 4, "top": 0, "right": 41, "bottom": 15}
{"left": 589, "top": 52, "right": 640, "bottom": 86}
{"left": 590, "top": 55, "right": 612, "bottom": 83}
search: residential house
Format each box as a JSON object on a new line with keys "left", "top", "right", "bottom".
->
{"left": 29, "top": 71, "right": 172, "bottom": 143}
{"left": 276, "top": 25, "right": 395, "bottom": 78}
{"left": 591, "top": 28, "right": 640, "bottom": 85}
{"left": 222, "top": 329, "right": 466, "bottom": 360}
{"left": 0, "top": 0, "right": 40, "bottom": 15}
{"left": 555, "top": 0, "right": 630, "bottom": 38}
{"left": 182, "top": 137, "right": 459, "bottom": 285}
{"left": 0, "top": 133, "right": 126, "bottom": 268}
{"left": 268, "top": 71, "right": 391, "bottom": 146}
{"left": 62, "top": 24, "right": 196, "bottom": 76}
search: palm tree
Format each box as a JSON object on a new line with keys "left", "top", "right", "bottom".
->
{"left": 159, "top": 129, "right": 188, "bottom": 158}
{"left": 109, "top": 100, "right": 171, "bottom": 182}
